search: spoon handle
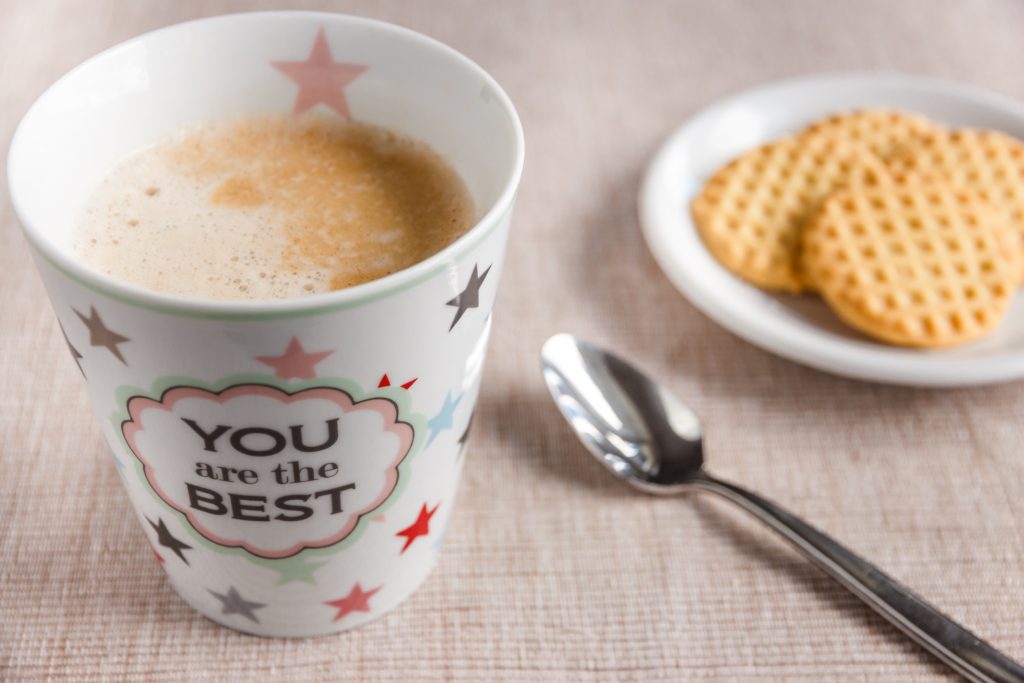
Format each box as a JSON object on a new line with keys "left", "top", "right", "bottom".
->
{"left": 692, "top": 472, "right": 1024, "bottom": 683}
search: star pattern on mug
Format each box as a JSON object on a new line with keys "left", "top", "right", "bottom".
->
{"left": 325, "top": 582, "right": 382, "bottom": 621}
{"left": 378, "top": 373, "right": 417, "bottom": 390}
{"left": 272, "top": 27, "right": 368, "bottom": 119}
{"left": 59, "top": 323, "right": 84, "bottom": 377}
{"left": 74, "top": 306, "right": 130, "bottom": 365}
{"left": 146, "top": 516, "right": 192, "bottom": 565}
{"left": 447, "top": 264, "right": 491, "bottom": 331}
{"left": 426, "top": 390, "right": 462, "bottom": 446}
{"left": 208, "top": 586, "right": 267, "bottom": 623}
{"left": 396, "top": 502, "right": 440, "bottom": 553}
{"left": 274, "top": 556, "right": 330, "bottom": 587}
{"left": 255, "top": 337, "right": 333, "bottom": 379}
{"left": 456, "top": 411, "right": 475, "bottom": 463}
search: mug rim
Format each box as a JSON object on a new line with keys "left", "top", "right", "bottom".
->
{"left": 7, "top": 11, "right": 525, "bottom": 320}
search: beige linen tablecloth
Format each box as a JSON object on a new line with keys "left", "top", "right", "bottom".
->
{"left": 3, "top": 1, "right": 1024, "bottom": 680}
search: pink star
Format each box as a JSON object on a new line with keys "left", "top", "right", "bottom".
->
{"left": 272, "top": 27, "right": 368, "bottom": 118}
{"left": 325, "top": 582, "right": 382, "bottom": 621}
{"left": 255, "top": 337, "right": 333, "bottom": 380}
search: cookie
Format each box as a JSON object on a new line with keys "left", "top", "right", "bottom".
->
{"left": 798, "top": 109, "right": 942, "bottom": 160}
{"left": 887, "top": 128, "right": 1024, "bottom": 243}
{"left": 692, "top": 136, "right": 886, "bottom": 292}
{"left": 802, "top": 170, "right": 1020, "bottom": 348}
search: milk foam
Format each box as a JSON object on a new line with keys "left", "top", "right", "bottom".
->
{"left": 73, "top": 115, "right": 475, "bottom": 300}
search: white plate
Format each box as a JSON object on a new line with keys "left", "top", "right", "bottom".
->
{"left": 639, "top": 72, "right": 1024, "bottom": 387}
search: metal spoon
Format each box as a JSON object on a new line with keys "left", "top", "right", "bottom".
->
{"left": 541, "top": 333, "right": 1023, "bottom": 683}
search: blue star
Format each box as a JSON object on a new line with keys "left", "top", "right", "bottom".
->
{"left": 426, "top": 391, "right": 462, "bottom": 447}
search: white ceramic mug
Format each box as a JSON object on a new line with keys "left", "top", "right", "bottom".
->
{"left": 8, "top": 12, "right": 523, "bottom": 637}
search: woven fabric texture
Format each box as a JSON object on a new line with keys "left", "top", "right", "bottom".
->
{"left": 2, "top": 1, "right": 1023, "bottom": 680}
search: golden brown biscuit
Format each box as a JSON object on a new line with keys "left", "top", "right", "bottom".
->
{"left": 887, "top": 128, "right": 1024, "bottom": 244}
{"left": 802, "top": 170, "right": 1020, "bottom": 348}
{"left": 692, "top": 136, "right": 886, "bottom": 292}
{"left": 798, "top": 109, "right": 942, "bottom": 160}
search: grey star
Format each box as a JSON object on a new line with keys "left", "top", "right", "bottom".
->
{"left": 74, "top": 306, "right": 130, "bottom": 365}
{"left": 59, "top": 323, "right": 84, "bottom": 377}
{"left": 208, "top": 586, "right": 266, "bottom": 623}
{"left": 446, "top": 264, "right": 491, "bottom": 331}
{"left": 147, "top": 517, "right": 192, "bottom": 565}
{"left": 456, "top": 412, "right": 475, "bottom": 462}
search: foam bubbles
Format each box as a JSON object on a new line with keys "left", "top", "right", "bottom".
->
{"left": 73, "top": 114, "right": 475, "bottom": 301}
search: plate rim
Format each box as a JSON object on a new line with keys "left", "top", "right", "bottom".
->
{"left": 639, "top": 71, "right": 1024, "bottom": 387}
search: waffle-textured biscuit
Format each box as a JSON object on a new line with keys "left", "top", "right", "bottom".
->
{"left": 887, "top": 128, "right": 1024, "bottom": 242}
{"left": 692, "top": 136, "right": 886, "bottom": 292}
{"left": 799, "top": 109, "right": 942, "bottom": 160}
{"left": 798, "top": 110, "right": 942, "bottom": 162}
{"left": 802, "top": 170, "right": 1020, "bottom": 348}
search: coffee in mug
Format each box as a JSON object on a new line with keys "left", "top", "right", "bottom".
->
{"left": 75, "top": 114, "right": 475, "bottom": 300}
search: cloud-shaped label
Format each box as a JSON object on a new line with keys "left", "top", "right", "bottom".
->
{"left": 122, "top": 384, "right": 413, "bottom": 559}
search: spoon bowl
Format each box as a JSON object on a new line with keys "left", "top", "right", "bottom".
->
{"left": 541, "top": 334, "right": 704, "bottom": 494}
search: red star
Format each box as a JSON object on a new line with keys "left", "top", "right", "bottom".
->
{"left": 325, "top": 582, "right": 382, "bottom": 621}
{"left": 272, "top": 27, "right": 368, "bottom": 119}
{"left": 255, "top": 337, "right": 333, "bottom": 380}
{"left": 396, "top": 502, "right": 440, "bottom": 554}
{"left": 378, "top": 374, "right": 417, "bottom": 390}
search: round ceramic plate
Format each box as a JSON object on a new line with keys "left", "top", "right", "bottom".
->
{"left": 639, "top": 72, "right": 1024, "bottom": 387}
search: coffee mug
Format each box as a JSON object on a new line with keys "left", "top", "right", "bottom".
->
{"left": 8, "top": 12, "right": 523, "bottom": 637}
